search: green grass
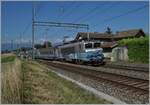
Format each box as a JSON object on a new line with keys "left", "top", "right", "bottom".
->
{"left": 118, "top": 37, "right": 149, "bottom": 63}
{"left": 1, "top": 54, "right": 16, "bottom": 63}
{"left": 22, "top": 60, "right": 111, "bottom": 104}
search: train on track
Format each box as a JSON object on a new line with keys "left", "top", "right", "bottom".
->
{"left": 21, "top": 41, "right": 105, "bottom": 65}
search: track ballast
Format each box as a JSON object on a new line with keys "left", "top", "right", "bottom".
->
{"left": 38, "top": 60, "right": 149, "bottom": 104}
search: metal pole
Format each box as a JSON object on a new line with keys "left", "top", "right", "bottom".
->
{"left": 20, "top": 34, "right": 21, "bottom": 52}
{"left": 87, "top": 27, "right": 89, "bottom": 41}
{"left": 11, "top": 40, "right": 13, "bottom": 51}
{"left": 3, "top": 34, "right": 6, "bottom": 51}
{"left": 45, "top": 28, "right": 48, "bottom": 42}
{"left": 32, "top": 2, "right": 34, "bottom": 59}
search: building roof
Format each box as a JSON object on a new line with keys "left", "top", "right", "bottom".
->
{"left": 101, "top": 42, "right": 118, "bottom": 48}
{"left": 114, "top": 29, "right": 145, "bottom": 38}
{"left": 75, "top": 32, "right": 113, "bottom": 41}
{"left": 75, "top": 29, "right": 145, "bottom": 41}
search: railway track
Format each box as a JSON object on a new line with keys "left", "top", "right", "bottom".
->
{"left": 61, "top": 60, "right": 148, "bottom": 80}
{"left": 39, "top": 60, "right": 148, "bottom": 91}
{"left": 38, "top": 60, "right": 149, "bottom": 103}
{"left": 104, "top": 63, "right": 149, "bottom": 72}
{"left": 41, "top": 60, "right": 148, "bottom": 91}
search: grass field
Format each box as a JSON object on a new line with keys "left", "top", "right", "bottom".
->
{"left": 22, "top": 60, "right": 110, "bottom": 104}
{"left": 1, "top": 54, "right": 22, "bottom": 104}
{"left": 1, "top": 53, "right": 16, "bottom": 63}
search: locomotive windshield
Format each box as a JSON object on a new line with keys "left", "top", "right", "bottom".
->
{"left": 94, "top": 42, "right": 101, "bottom": 48}
{"left": 85, "top": 43, "right": 92, "bottom": 48}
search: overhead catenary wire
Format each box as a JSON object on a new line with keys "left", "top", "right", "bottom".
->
{"left": 56, "top": 2, "right": 83, "bottom": 40}
{"left": 72, "top": 2, "right": 107, "bottom": 23}
{"left": 34, "top": 24, "right": 89, "bottom": 29}
{"left": 19, "top": 2, "right": 41, "bottom": 50}
{"left": 22, "top": 22, "right": 31, "bottom": 36}
{"left": 103, "top": 5, "right": 148, "bottom": 22}
{"left": 35, "top": 2, "right": 77, "bottom": 44}
{"left": 55, "top": 4, "right": 65, "bottom": 22}
{"left": 36, "top": 2, "right": 87, "bottom": 44}
{"left": 35, "top": 2, "right": 42, "bottom": 19}
{"left": 52, "top": 2, "right": 119, "bottom": 43}
{"left": 76, "top": 2, "right": 121, "bottom": 24}
{"left": 66, "top": 2, "right": 120, "bottom": 40}
{"left": 92, "top": 4, "right": 149, "bottom": 29}
{"left": 21, "top": 2, "right": 148, "bottom": 46}
{"left": 58, "top": 2, "right": 81, "bottom": 22}
{"left": 22, "top": 2, "right": 41, "bottom": 36}
{"left": 32, "top": 2, "right": 88, "bottom": 46}
{"left": 55, "top": 1, "right": 75, "bottom": 21}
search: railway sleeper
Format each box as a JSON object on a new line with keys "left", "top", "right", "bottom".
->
{"left": 134, "top": 83, "right": 149, "bottom": 88}
{"left": 46, "top": 61, "right": 149, "bottom": 91}
{"left": 40, "top": 61, "right": 148, "bottom": 90}
{"left": 42, "top": 62, "right": 149, "bottom": 103}
{"left": 126, "top": 82, "right": 146, "bottom": 86}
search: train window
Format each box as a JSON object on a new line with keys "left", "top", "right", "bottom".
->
{"left": 85, "top": 43, "right": 92, "bottom": 48}
{"left": 94, "top": 42, "right": 101, "bottom": 48}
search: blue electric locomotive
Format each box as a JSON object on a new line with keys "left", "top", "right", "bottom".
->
{"left": 67, "top": 50, "right": 104, "bottom": 64}
{"left": 56, "top": 41, "right": 105, "bottom": 64}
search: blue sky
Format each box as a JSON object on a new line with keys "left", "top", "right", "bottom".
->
{"left": 1, "top": 1, "right": 149, "bottom": 45}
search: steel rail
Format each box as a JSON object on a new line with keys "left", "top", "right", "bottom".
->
{"left": 39, "top": 60, "right": 149, "bottom": 93}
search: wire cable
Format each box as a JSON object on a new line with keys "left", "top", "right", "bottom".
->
{"left": 22, "top": 2, "right": 42, "bottom": 36}
{"left": 78, "top": 2, "right": 121, "bottom": 23}
{"left": 72, "top": 2, "right": 107, "bottom": 23}
{"left": 92, "top": 4, "right": 149, "bottom": 29}
{"left": 60, "top": 2, "right": 82, "bottom": 22}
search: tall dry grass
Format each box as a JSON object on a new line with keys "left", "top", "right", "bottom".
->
{"left": 22, "top": 61, "right": 110, "bottom": 104}
{"left": 1, "top": 58, "right": 23, "bottom": 104}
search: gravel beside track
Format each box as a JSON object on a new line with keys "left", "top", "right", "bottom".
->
{"left": 104, "top": 60, "right": 149, "bottom": 69}
{"left": 38, "top": 60, "right": 149, "bottom": 104}
{"left": 104, "top": 63, "right": 149, "bottom": 72}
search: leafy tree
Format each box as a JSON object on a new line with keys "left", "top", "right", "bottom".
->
{"left": 34, "top": 44, "right": 44, "bottom": 49}
{"left": 43, "top": 41, "right": 52, "bottom": 48}
{"left": 34, "top": 41, "right": 52, "bottom": 49}
{"left": 105, "top": 27, "right": 112, "bottom": 34}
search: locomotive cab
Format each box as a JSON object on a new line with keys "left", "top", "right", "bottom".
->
{"left": 84, "top": 42, "right": 102, "bottom": 52}
{"left": 83, "top": 42, "right": 104, "bottom": 65}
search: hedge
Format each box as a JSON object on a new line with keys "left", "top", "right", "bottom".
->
{"left": 118, "top": 36, "right": 149, "bottom": 63}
